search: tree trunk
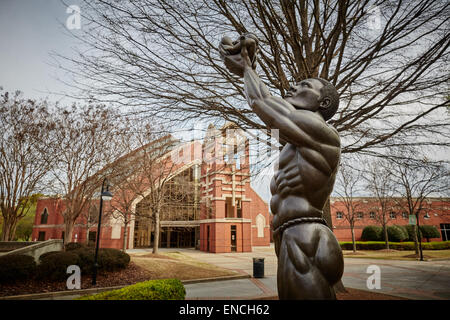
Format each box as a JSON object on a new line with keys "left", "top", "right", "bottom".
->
{"left": 1, "top": 221, "right": 11, "bottom": 241}
{"left": 383, "top": 224, "right": 389, "bottom": 250}
{"left": 1, "top": 215, "right": 19, "bottom": 241}
{"left": 350, "top": 224, "right": 356, "bottom": 252}
{"left": 1, "top": 220, "right": 10, "bottom": 241}
{"left": 412, "top": 224, "right": 419, "bottom": 254}
{"left": 416, "top": 213, "right": 424, "bottom": 261}
{"left": 123, "top": 220, "right": 129, "bottom": 251}
{"left": 64, "top": 219, "right": 75, "bottom": 246}
{"left": 153, "top": 213, "right": 160, "bottom": 254}
{"left": 382, "top": 212, "right": 389, "bottom": 250}
{"left": 86, "top": 226, "right": 90, "bottom": 245}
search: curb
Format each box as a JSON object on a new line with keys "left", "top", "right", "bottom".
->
{"left": 0, "top": 285, "right": 127, "bottom": 300}
{"left": 182, "top": 274, "right": 250, "bottom": 284}
{"left": 0, "top": 274, "right": 251, "bottom": 300}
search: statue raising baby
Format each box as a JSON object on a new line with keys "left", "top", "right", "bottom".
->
{"left": 219, "top": 33, "right": 344, "bottom": 300}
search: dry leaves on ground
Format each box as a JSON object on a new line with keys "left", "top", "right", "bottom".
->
{"left": 0, "top": 262, "right": 152, "bottom": 297}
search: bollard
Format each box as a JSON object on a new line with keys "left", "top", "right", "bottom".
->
{"left": 253, "top": 257, "right": 265, "bottom": 278}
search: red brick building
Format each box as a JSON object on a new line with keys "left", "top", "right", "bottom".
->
{"left": 32, "top": 124, "right": 272, "bottom": 252}
{"left": 330, "top": 197, "right": 450, "bottom": 242}
{"left": 32, "top": 123, "right": 449, "bottom": 250}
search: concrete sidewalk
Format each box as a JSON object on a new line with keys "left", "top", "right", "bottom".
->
{"left": 155, "top": 246, "right": 450, "bottom": 300}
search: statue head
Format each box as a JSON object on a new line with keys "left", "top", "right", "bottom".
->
{"left": 285, "top": 78, "right": 339, "bottom": 121}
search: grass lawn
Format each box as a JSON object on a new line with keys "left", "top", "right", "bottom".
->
{"left": 343, "top": 249, "right": 450, "bottom": 261}
{"left": 129, "top": 251, "right": 239, "bottom": 280}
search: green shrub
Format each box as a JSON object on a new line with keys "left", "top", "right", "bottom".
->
{"left": 37, "top": 251, "right": 80, "bottom": 281}
{"left": 361, "top": 226, "right": 383, "bottom": 241}
{"left": 386, "top": 225, "right": 408, "bottom": 242}
{"left": 0, "top": 254, "right": 37, "bottom": 283}
{"left": 419, "top": 225, "right": 441, "bottom": 241}
{"left": 340, "top": 241, "right": 450, "bottom": 250}
{"left": 389, "top": 242, "right": 416, "bottom": 250}
{"left": 421, "top": 241, "right": 450, "bottom": 250}
{"left": 70, "top": 247, "right": 130, "bottom": 274}
{"left": 65, "top": 242, "right": 87, "bottom": 251}
{"left": 402, "top": 225, "right": 422, "bottom": 241}
{"left": 72, "top": 247, "right": 95, "bottom": 274}
{"left": 97, "top": 248, "right": 130, "bottom": 272}
{"left": 77, "top": 279, "right": 186, "bottom": 300}
{"left": 397, "top": 225, "right": 409, "bottom": 239}
{"left": 39, "top": 251, "right": 61, "bottom": 263}
{"left": 340, "top": 241, "right": 387, "bottom": 250}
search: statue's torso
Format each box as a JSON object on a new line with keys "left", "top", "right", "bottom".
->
{"left": 270, "top": 142, "right": 339, "bottom": 230}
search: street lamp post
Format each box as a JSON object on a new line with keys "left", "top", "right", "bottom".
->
{"left": 416, "top": 211, "right": 424, "bottom": 262}
{"left": 92, "top": 178, "right": 113, "bottom": 285}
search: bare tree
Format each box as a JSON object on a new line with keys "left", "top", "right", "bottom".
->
{"left": 108, "top": 187, "right": 134, "bottom": 251}
{"left": 105, "top": 124, "right": 159, "bottom": 251}
{"left": 389, "top": 149, "right": 449, "bottom": 259}
{"left": 49, "top": 104, "right": 121, "bottom": 244}
{"left": 78, "top": 200, "right": 113, "bottom": 246}
{"left": 333, "top": 156, "right": 365, "bottom": 252}
{"left": 54, "top": 0, "right": 449, "bottom": 157}
{"left": 0, "top": 91, "right": 55, "bottom": 241}
{"left": 364, "top": 158, "right": 396, "bottom": 249}
{"left": 53, "top": 0, "right": 450, "bottom": 244}
{"left": 105, "top": 116, "right": 186, "bottom": 253}
{"left": 82, "top": 203, "right": 99, "bottom": 245}
{"left": 132, "top": 139, "right": 182, "bottom": 254}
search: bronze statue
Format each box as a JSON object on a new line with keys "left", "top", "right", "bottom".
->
{"left": 219, "top": 34, "right": 344, "bottom": 299}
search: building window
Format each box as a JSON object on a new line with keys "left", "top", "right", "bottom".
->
{"left": 336, "top": 212, "right": 343, "bottom": 219}
{"left": 40, "top": 208, "right": 49, "bottom": 224}
{"left": 369, "top": 212, "right": 375, "bottom": 219}
{"left": 38, "top": 231, "right": 46, "bottom": 241}
{"left": 89, "top": 231, "right": 97, "bottom": 245}
{"left": 402, "top": 212, "right": 408, "bottom": 219}
{"left": 256, "top": 214, "right": 265, "bottom": 238}
{"left": 357, "top": 212, "right": 363, "bottom": 219}
{"left": 236, "top": 199, "right": 242, "bottom": 218}
{"left": 440, "top": 224, "right": 450, "bottom": 241}
{"left": 225, "top": 198, "right": 234, "bottom": 218}
{"left": 389, "top": 212, "right": 396, "bottom": 219}
{"left": 234, "top": 153, "right": 240, "bottom": 169}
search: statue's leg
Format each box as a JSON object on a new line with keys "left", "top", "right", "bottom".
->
{"left": 275, "top": 223, "right": 342, "bottom": 300}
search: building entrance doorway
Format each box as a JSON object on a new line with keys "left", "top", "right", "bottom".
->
{"left": 134, "top": 220, "right": 198, "bottom": 248}
{"left": 231, "top": 225, "right": 237, "bottom": 252}
{"left": 160, "top": 227, "right": 197, "bottom": 248}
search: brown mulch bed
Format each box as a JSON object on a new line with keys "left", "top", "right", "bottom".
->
{"left": 378, "top": 249, "right": 399, "bottom": 252}
{"left": 0, "top": 262, "right": 152, "bottom": 297}
{"left": 402, "top": 253, "right": 432, "bottom": 259}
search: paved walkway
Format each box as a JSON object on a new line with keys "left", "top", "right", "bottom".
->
{"left": 150, "top": 246, "right": 450, "bottom": 300}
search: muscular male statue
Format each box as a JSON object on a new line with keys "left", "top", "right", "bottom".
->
{"left": 219, "top": 34, "right": 344, "bottom": 299}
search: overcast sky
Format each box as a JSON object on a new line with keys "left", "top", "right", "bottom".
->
{"left": 0, "top": 0, "right": 81, "bottom": 102}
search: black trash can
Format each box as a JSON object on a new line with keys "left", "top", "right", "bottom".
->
{"left": 253, "top": 257, "right": 264, "bottom": 278}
